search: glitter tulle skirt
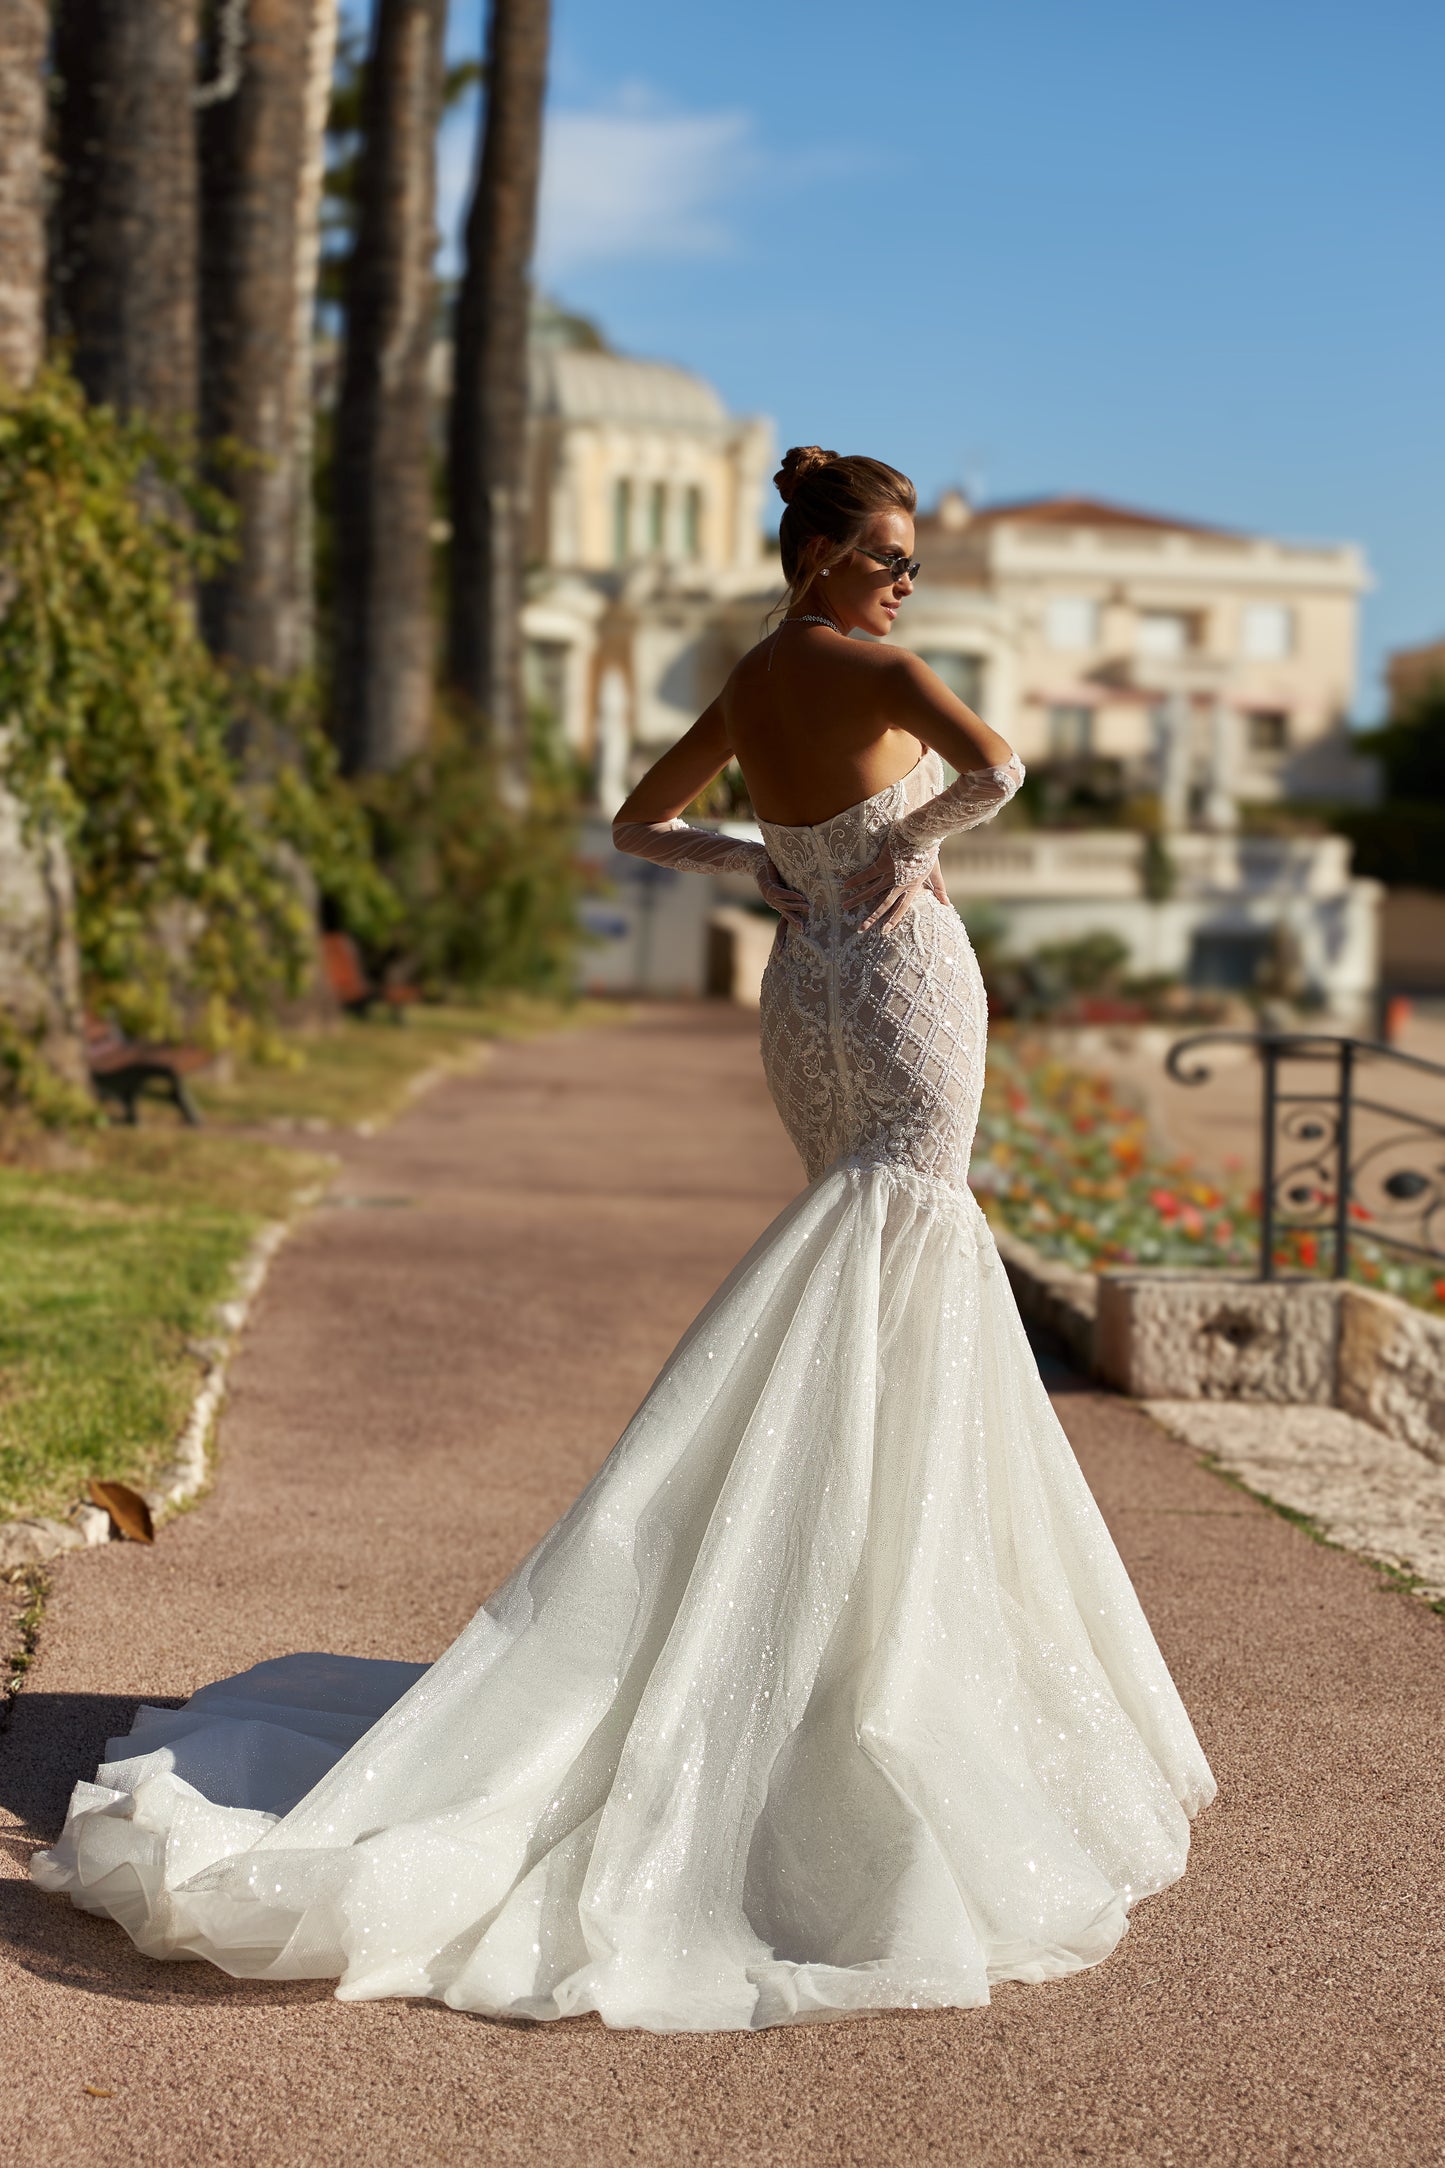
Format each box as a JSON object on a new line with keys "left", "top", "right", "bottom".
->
{"left": 33, "top": 1162, "right": 1214, "bottom": 2031}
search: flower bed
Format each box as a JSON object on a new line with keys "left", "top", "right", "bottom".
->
{"left": 974, "top": 1032, "right": 1445, "bottom": 1314}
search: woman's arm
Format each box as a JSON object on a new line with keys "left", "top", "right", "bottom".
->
{"left": 610, "top": 699, "right": 807, "bottom": 921}
{"left": 842, "top": 654, "right": 1023, "bottom": 931}
{"left": 614, "top": 700, "right": 731, "bottom": 825}
{"left": 882, "top": 650, "right": 1017, "bottom": 774}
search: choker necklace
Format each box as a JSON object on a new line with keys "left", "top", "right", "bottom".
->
{"left": 770, "top": 611, "right": 840, "bottom": 670}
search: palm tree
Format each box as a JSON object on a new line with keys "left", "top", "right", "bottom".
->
{"left": 0, "top": 0, "right": 85, "bottom": 1086}
{"left": 51, "top": 0, "right": 200, "bottom": 423}
{"left": 332, "top": 0, "right": 448, "bottom": 775}
{"left": 200, "top": 0, "right": 338, "bottom": 677}
{"left": 447, "top": 0, "right": 550, "bottom": 806}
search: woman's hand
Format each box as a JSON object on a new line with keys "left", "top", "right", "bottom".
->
{"left": 755, "top": 855, "right": 810, "bottom": 929}
{"left": 839, "top": 833, "right": 941, "bottom": 934}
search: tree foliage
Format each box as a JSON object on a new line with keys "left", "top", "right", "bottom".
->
{"left": 0, "top": 366, "right": 395, "bottom": 1046}
{"left": 1334, "top": 685, "right": 1445, "bottom": 891}
{"left": 359, "top": 705, "right": 592, "bottom": 998}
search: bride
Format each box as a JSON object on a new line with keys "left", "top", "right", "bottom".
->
{"left": 33, "top": 445, "right": 1214, "bottom": 2032}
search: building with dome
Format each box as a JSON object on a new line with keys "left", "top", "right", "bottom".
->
{"left": 520, "top": 341, "right": 776, "bottom": 812}
{"left": 521, "top": 335, "right": 1380, "bottom": 1022}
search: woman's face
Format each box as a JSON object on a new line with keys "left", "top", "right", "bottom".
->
{"left": 810, "top": 508, "right": 917, "bottom": 638}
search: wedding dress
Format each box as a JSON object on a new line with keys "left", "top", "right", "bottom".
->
{"left": 33, "top": 748, "right": 1214, "bottom": 2033}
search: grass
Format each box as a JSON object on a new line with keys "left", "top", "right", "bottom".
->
{"left": 0, "top": 1130, "right": 328, "bottom": 1523}
{"left": 193, "top": 995, "right": 623, "bottom": 1131}
{"left": 0, "top": 994, "right": 622, "bottom": 1527}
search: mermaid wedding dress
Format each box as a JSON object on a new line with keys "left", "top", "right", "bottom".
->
{"left": 34, "top": 749, "right": 1214, "bottom": 2032}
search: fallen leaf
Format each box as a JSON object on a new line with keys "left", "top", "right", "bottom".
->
{"left": 82, "top": 2085, "right": 114, "bottom": 2098}
{"left": 88, "top": 1480, "right": 154, "bottom": 1545}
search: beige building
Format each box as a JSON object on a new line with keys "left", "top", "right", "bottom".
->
{"left": 900, "top": 493, "right": 1372, "bottom": 814}
{"left": 519, "top": 339, "right": 1382, "bottom": 1018}
{"left": 524, "top": 344, "right": 1373, "bottom": 821}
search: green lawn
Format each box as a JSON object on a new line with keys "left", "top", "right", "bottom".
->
{"left": 1, "top": 995, "right": 624, "bottom": 1526}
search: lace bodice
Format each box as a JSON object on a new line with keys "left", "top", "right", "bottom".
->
{"left": 759, "top": 750, "right": 1020, "bottom": 898}
{"left": 756, "top": 750, "right": 1023, "bottom": 1190}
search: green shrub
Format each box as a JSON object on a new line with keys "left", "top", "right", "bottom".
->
{"left": 359, "top": 707, "right": 593, "bottom": 999}
{"left": 0, "top": 366, "right": 394, "bottom": 1049}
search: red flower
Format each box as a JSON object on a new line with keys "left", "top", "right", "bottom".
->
{"left": 1150, "top": 1188, "right": 1180, "bottom": 1218}
{"left": 1297, "top": 1234, "right": 1318, "bottom": 1270}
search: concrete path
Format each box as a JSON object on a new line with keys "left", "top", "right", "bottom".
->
{"left": 3, "top": 1006, "right": 1444, "bottom": 2167}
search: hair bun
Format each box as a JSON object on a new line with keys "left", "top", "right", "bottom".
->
{"left": 774, "top": 444, "right": 838, "bottom": 505}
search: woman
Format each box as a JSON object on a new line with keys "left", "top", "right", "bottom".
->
{"left": 35, "top": 446, "right": 1214, "bottom": 2033}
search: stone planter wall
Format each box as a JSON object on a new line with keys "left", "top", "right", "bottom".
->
{"left": 993, "top": 1226, "right": 1445, "bottom": 1459}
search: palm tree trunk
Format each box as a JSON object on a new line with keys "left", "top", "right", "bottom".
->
{"left": 446, "top": 0, "right": 549, "bottom": 805}
{"left": 333, "top": 0, "right": 447, "bottom": 775}
{"left": 0, "top": 0, "right": 86, "bottom": 1087}
{"left": 52, "top": 0, "right": 200, "bottom": 423}
{"left": 200, "top": 0, "right": 337, "bottom": 678}
{"left": 0, "top": 0, "right": 47, "bottom": 389}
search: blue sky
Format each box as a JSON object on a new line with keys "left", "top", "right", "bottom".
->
{"left": 420, "top": 0, "right": 1442, "bottom": 715}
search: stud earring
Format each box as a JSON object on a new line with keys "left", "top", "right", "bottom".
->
{"left": 821, "top": 568, "right": 829, "bottom": 577}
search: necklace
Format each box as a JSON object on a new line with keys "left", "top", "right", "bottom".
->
{"left": 769, "top": 610, "right": 840, "bottom": 671}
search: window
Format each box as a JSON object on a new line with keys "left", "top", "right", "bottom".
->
{"left": 612, "top": 478, "right": 632, "bottom": 565}
{"left": 1189, "top": 928, "right": 1274, "bottom": 992}
{"left": 1044, "top": 597, "right": 1099, "bottom": 652}
{"left": 648, "top": 481, "right": 667, "bottom": 552}
{"left": 1135, "top": 610, "right": 1199, "bottom": 658}
{"left": 1246, "top": 708, "right": 1290, "bottom": 755}
{"left": 683, "top": 485, "right": 702, "bottom": 559}
{"left": 1048, "top": 704, "right": 1094, "bottom": 757}
{"left": 524, "top": 640, "right": 570, "bottom": 726}
{"left": 918, "top": 650, "right": 984, "bottom": 712}
{"left": 1241, "top": 604, "right": 1295, "bottom": 660}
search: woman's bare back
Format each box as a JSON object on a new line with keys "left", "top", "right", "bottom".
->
{"left": 723, "top": 627, "right": 928, "bottom": 827}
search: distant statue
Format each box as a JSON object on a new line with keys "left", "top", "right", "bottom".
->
{"left": 594, "top": 666, "right": 631, "bottom": 817}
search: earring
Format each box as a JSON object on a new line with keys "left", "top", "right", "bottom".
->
{"left": 821, "top": 569, "right": 829, "bottom": 577}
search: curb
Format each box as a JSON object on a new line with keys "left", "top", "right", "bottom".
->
{"left": 0, "top": 1219, "right": 289, "bottom": 1572}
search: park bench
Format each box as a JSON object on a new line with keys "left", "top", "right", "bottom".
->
{"left": 320, "top": 930, "right": 420, "bottom": 1023}
{"left": 84, "top": 1016, "right": 208, "bottom": 1126}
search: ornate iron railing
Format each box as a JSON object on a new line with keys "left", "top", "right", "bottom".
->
{"left": 1164, "top": 1030, "right": 1445, "bottom": 1280}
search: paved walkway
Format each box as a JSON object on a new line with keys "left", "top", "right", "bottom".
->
{"left": 3, "top": 1006, "right": 1444, "bottom": 2167}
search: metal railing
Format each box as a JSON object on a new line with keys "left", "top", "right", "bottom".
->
{"left": 1164, "top": 1030, "right": 1445, "bottom": 1280}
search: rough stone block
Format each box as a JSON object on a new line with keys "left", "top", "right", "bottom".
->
{"left": 0, "top": 1516, "right": 85, "bottom": 1569}
{"left": 1095, "top": 1272, "right": 1339, "bottom": 1402}
{"left": 1337, "top": 1286, "right": 1445, "bottom": 1463}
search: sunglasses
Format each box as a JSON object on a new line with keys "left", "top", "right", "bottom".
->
{"left": 858, "top": 547, "right": 922, "bottom": 582}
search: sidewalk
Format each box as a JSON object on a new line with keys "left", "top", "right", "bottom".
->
{"left": 3, "top": 1005, "right": 1443, "bottom": 2167}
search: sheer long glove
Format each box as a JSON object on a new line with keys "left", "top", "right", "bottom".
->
{"left": 842, "top": 756, "right": 1024, "bottom": 933}
{"left": 612, "top": 817, "right": 809, "bottom": 928}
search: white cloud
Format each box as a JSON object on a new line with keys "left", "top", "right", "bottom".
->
{"left": 436, "top": 88, "right": 755, "bottom": 279}
{"left": 538, "top": 96, "right": 753, "bottom": 275}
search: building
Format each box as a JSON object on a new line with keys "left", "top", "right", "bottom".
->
{"left": 901, "top": 493, "right": 1375, "bottom": 814}
{"left": 521, "top": 339, "right": 776, "bottom": 811}
{"left": 521, "top": 337, "right": 1381, "bottom": 1020}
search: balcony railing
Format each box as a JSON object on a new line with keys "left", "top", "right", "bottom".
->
{"left": 1165, "top": 1030, "right": 1445, "bottom": 1280}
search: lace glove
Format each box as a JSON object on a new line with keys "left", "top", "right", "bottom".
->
{"left": 612, "top": 818, "right": 809, "bottom": 928}
{"left": 842, "top": 756, "right": 1025, "bottom": 933}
